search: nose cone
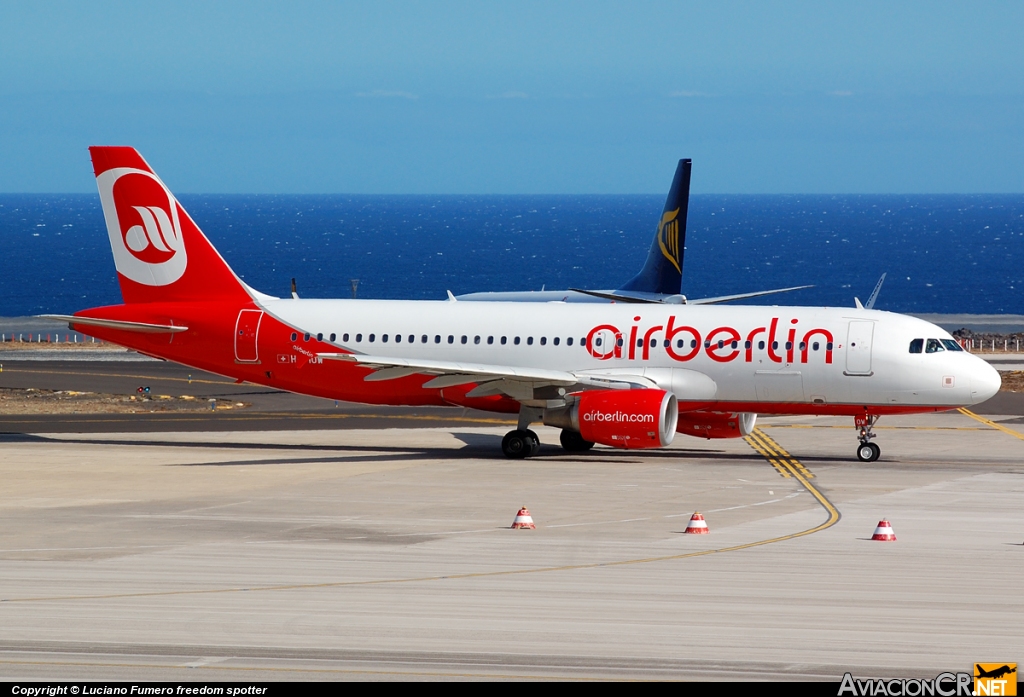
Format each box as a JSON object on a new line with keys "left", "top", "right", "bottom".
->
{"left": 970, "top": 359, "right": 1002, "bottom": 404}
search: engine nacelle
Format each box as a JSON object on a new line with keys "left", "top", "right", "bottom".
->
{"left": 544, "top": 389, "right": 678, "bottom": 449}
{"left": 676, "top": 412, "right": 757, "bottom": 439}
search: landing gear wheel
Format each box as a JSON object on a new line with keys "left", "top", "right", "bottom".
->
{"left": 502, "top": 430, "right": 534, "bottom": 459}
{"left": 856, "top": 442, "right": 881, "bottom": 462}
{"left": 525, "top": 429, "right": 542, "bottom": 457}
{"left": 560, "top": 429, "right": 595, "bottom": 452}
{"left": 854, "top": 412, "right": 880, "bottom": 462}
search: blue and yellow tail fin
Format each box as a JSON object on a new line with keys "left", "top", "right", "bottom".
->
{"left": 617, "top": 158, "right": 691, "bottom": 296}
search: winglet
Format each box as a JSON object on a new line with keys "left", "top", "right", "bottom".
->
{"left": 864, "top": 273, "right": 886, "bottom": 310}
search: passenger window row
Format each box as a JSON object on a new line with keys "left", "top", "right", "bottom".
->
{"left": 291, "top": 332, "right": 588, "bottom": 347}
{"left": 908, "top": 338, "right": 964, "bottom": 354}
{"left": 286, "top": 330, "right": 834, "bottom": 354}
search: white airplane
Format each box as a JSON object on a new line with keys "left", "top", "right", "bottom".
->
{"left": 45, "top": 147, "right": 1001, "bottom": 462}
{"left": 456, "top": 158, "right": 812, "bottom": 305}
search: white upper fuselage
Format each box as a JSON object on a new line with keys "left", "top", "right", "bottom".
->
{"left": 260, "top": 298, "right": 1001, "bottom": 409}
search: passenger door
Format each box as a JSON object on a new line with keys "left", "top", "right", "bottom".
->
{"left": 845, "top": 321, "right": 874, "bottom": 375}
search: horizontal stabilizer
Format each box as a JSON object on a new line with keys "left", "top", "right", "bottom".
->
{"left": 688, "top": 285, "right": 814, "bottom": 305}
{"left": 568, "top": 285, "right": 812, "bottom": 305}
{"left": 567, "top": 288, "right": 661, "bottom": 304}
{"left": 38, "top": 314, "right": 189, "bottom": 333}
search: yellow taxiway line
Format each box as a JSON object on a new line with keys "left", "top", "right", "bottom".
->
{"left": 745, "top": 428, "right": 814, "bottom": 480}
{"left": 957, "top": 407, "right": 1024, "bottom": 442}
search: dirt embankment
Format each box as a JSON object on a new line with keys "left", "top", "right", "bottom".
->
{"left": 0, "top": 388, "right": 249, "bottom": 415}
{"left": 0, "top": 340, "right": 121, "bottom": 351}
{"left": 951, "top": 329, "right": 1024, "bottom": 353}
{"left": 1000, "top": 371, "right": 1024, "bottom": 393}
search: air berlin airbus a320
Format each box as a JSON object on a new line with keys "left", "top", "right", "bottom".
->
{"left": 46, "top": 147, "right": 1001, "bottom": 461}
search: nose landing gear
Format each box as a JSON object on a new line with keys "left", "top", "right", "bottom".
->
{"left": 855, "top": 412, "right": 880, "bottom": 462}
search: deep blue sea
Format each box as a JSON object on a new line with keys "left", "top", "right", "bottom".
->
{"left": 1, "top": 194, "right": 1022, "bottom": 316}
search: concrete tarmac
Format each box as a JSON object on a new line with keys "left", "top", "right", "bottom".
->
{"left": 1, "top": 419, "right": 1023, "bottom": 680}
{"left": 1, "top": 362, "right": 1023, "bottom": 680}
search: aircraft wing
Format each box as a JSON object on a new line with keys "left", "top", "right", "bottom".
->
{"left": 318, "top": 353, "right": 652, "bottom": 400}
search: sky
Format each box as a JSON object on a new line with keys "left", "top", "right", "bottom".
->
{"left": 1, "top": 1, "right": 1023, "bottom": 194}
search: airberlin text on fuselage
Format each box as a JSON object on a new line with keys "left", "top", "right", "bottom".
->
{"left": 586, "top": 316, "right": 835, "bottom": 365}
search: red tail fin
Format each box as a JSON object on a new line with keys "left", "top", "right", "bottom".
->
{"left": 90, "top": 146, "right": 251, "bottom": 305}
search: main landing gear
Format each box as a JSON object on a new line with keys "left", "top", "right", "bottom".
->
{"left": 559, "top": 428, "right": 595, "bottom": 452}
{"left": 502, "top": 405, "right": 596, "bottom": 458}
{"left": 501, "top": 428, "right": 595, "bottom": 458}
{"left": 502, "top": 406, "right": 543, "bottom": 459}
{"left": 855, "top": 412, "right": 881, "bottom": 462}
{"left": 501, "top": 429, "right": 541, "bottom": 459}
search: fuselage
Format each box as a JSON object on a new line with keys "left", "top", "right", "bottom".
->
{"left": 82, "top": 297, "right": 1002, "bottom": 416}
{"left": 68, "top": 146, "right": 1003, "bottom": 446}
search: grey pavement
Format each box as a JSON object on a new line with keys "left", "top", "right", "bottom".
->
{"left": 0, "top": 410, "right": 1021, "bottom": 681}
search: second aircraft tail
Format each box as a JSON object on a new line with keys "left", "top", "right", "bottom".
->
{"left": 617, "top": 158, "right": 691, "bottom": 296}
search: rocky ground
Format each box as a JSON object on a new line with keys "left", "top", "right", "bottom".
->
{"left": 950, "top": 328, "right": 1024, "bottom": 352}
{"left": 0, "top": 340, "right": 124, "bottom": 351}
{"left": 999, "top": 371, "right": 1024, "bottom": 392}
{"left": 0, "top": 388, "right": 249, "bottom": 415}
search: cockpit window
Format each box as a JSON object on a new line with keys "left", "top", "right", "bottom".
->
{"left": 925, "top": 338, "right": 944, "bottom": 353}
{"left": 941, "top": 339, "right": 964, "bottom": 352}
{"left": 909, "top": 339, "right": 923, "bottom": 354}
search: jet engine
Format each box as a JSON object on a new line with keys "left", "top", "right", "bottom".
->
{"left": 544, "top": 389, "right": 678, "bottom": 449}
{"left": 676, "top": 412, "right": 757, "bottom": 439}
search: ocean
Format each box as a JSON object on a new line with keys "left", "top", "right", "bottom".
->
{"left": 1, "top": 194, "right": 1022, "bottom": 316}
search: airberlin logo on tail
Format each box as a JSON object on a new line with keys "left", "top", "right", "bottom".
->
{"left": 657, "top": 208, "right": 682, "bottom": 273}
{"left": 96, "top": 167, "right": 187, "bottom": 286}
{"left": 124, "top": 205, "right": 177, "bottom": 262}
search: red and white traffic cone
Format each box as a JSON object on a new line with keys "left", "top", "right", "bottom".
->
{"left": 871, "top": 519, "right": 896, "bottom": 541}
{"left": 511, "top": 506, "right": 536, "bottom": 529}
{"left": 684, "top": 512, "right": 709, "bottom": 534}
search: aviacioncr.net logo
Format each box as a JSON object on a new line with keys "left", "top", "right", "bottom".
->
{"left": 96, "top": 167, "right": 187, "bottom": 286}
